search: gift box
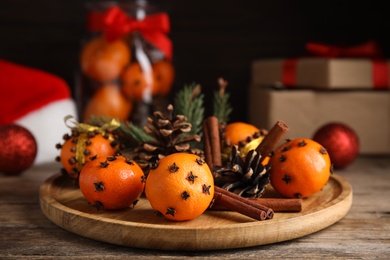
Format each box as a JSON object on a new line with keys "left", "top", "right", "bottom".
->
{"left": 248, "top": 86, "right": 390, "bottom": 154}
{"left": 252, "top": 58, "right": 390, "bottom": 90}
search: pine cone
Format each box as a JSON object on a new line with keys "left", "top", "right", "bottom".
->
{"left": 127, "top": 104, "right": 204, "bottom": 171}
{"left": 213, "top": 145, "right": 270, "bottom": 198}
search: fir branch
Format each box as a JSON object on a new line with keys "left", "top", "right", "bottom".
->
{"left": 118, "top": 121, "right": 155, "bottom": 143}
{"left": 213, "top": 78, "right": 233, "bottom": 124}
{"left": 87, "top": 115, "right": 110, "bottom": 127}
{"left": 88, "top": 116, "right": 154, "bottom": 144}
{"left": 174, "top": 83, "right": 205, "bottom": 136}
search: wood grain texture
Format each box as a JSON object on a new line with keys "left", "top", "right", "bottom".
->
{"left": 1, "top": 157, "right": 389, "bottom": 258}
{"left": 39, "top": 173, "right": 352, "bottom": 251}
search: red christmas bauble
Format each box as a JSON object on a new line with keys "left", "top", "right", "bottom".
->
{"left": 313, "top": 122, "right": 359, "bottom": 169}
{"left": 0, "top": 124, "right": 38, "bottom": 175}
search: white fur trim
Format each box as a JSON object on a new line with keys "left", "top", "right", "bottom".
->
{"left": 15, "top": 99, "right": 78, "bottom": 165}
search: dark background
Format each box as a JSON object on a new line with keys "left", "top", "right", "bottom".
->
{"left": 1, "top": 0, "right": 389, "bottom": 122}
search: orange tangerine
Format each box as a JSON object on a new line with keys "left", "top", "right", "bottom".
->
{"left": 80, "top": 36, "right": 130, "bottom": 82}
{"left": 58, "top": 132, "right": 119, "bottom": 179}
{"left": 83, "top": 84, "right": 133, "bottom": 122}
{"left": 269, "top": 138, "right": 332, "bottom": 198}
{"left": 79, "top": 155, "right": 145, "bottom": 210}
{"left": 152, "top": 60, "right": 175, "bottom": 96}
{"left": 145, "top": 153, "right": 214, "bottom": 221}
{"left": 121, "top": 62, "right": 157, "bottom": 101}
{"left": 224, "top": 122, "right": 261, "bottom": 146}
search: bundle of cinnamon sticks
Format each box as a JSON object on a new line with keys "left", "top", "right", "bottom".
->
{"left": 203, "top": 118, "right": 301, "bottom": 221}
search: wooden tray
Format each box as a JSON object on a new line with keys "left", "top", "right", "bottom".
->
{"left": 39, "top": 173, "right": 352, "bottom": 251}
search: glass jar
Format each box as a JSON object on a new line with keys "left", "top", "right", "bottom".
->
{"left": 76, "top": 0, "right": 174, "bottom": 127}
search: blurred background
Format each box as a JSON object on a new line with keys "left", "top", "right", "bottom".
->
{"left": 1, "top": 0, "right": 389, "bottom": 122}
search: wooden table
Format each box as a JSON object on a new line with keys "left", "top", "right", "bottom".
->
{"left": 1, "top": 155, "right": 389, "bottom": 259}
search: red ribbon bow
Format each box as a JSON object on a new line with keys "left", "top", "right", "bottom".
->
{"left": 306, "top": 41, "right": 382, "bottom": 58}
{"left": 103, "top": 6, "right": 172, "bottom": 60}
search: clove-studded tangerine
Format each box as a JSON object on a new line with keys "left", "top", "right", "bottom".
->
{"left": 152, "top": 60, "right": 175, "bottom": 97}
{"left": 79, "top": 155, "right": 145, "bottom": 210}
{"left": 145, "top": 153, "right": 214, "bottom": 221}
{"left": 55, "top": 117, "right": 120, "bottom": 179}
{"left": 121, "top": 62, "right": 157, "bottom": 101}
{"left": 222, "top": 122, "right": 269, "bottom": 163}
{"left": 224, "top": 122, "right": 263, "bottom": 147}
{"left": 269, "top": 138, "right": 332, "bottom": 198}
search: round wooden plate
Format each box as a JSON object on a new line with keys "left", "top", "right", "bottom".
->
{"left": 39, "top": 173, "right": 352, "bottom": 251}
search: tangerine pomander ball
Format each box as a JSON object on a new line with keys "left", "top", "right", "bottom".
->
{"left": 79, "top": 155, "right": 145, "bottom": 210}
{"left": 224, "top": 122, "right": 261, "bottom": 146}
{"left": 145, "top": 153, "right": 214, "bottom": 221}
{"left": 152, "top": 60, "right": 175, "bottom": 96}
{"left": 269, "top": 138, "right": 332, "bottom": 198}
{"left": 121, "top": 62, "right": 152, "bottom": 101}
{"left": 56, "top": 130, "right": 119, "bottom": 179}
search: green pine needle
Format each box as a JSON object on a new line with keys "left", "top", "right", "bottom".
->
{"left": 213, "top": 78, "right": 233, "bottom": 124}
{"left": 173, "top": 83, "right": 205, "bottom": 136}
{"left": 118, "top": 121, "right": 154, "bottom": 143}
{"left": 87, "top": 116, "right": 154, "bottom": 144}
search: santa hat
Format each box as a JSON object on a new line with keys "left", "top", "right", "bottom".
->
{"left": 0, "top": 59, "right": 77, "bottom": 165}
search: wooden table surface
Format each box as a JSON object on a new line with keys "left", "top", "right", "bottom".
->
{"left": 1, "top": 155, "right": 389, "bottom": 259}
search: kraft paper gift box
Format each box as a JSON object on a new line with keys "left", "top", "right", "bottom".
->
{"left": 252, "top": 58, "right": 390, "bottom": 90}
{"left": 248, "top": 86, "right": 390, "bottom": 154}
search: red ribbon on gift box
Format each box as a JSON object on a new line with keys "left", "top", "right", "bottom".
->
{"left": 306, "top": 41, "right": 382, "bottom": 58}
{"left": 282, "top": 41, "right": 389, "bottom": 89}
{"left": 102, "top": 6, "right": 172, "bottom": 60}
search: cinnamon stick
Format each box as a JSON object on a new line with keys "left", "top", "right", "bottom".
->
{"left": 213, "top": 189, "right": 268, "bottom": 221}
{"left": 213, "top": 186, "right": 274, "bottom": 219}
{"left": 250, "top": 198, "right": 302, "bottom": 212}
{"left": 207, "top": 116, "right": 222, "bottom": 167}
{"left": 256, "top": 120, "right": 289, "bottom": 164}
{"left": 211, "top": 197, "right": 302, "bottom": 212}
{"left": 202, "top": 120, "right": 213, "bottom": 168}
{"left": 202, "top": 116, "right": 222, "bottom": 169}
